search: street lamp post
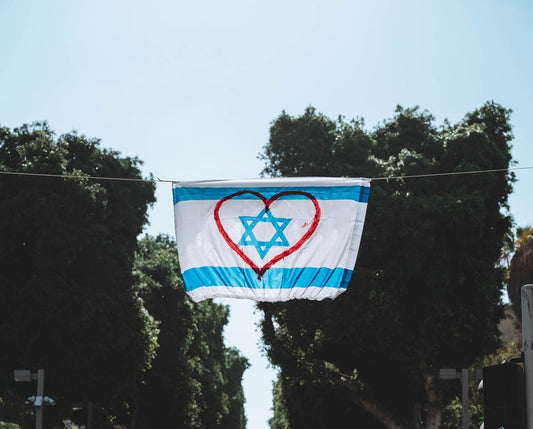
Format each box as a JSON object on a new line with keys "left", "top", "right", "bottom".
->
{"left": 13, "top": 369, "right": 46, "bottom": 429}
{"left": 439, "top": 368, "right": 482, "bottom": 429}
{"left": 522, "top": 284, "right": 533, "bottom": 429}
{"left": 35, "top": 369, "right": 44, "bottom": 429}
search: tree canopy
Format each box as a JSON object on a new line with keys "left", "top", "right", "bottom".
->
{"left": 507, "top": 226, "right": 533, "bottom": 320}
{"left": 0, "top": 121, "right": 158, "bottom": 407}
{"left": 132, "top": 235, "right": 249, "bottom": 429}
{"left": 258, "top": 102, "right": 515, "bottom": 428}
{"left": 0, "top": 124, "right": 249, "bottom": 429}
{"left": 0, "top": 122, "right": 154, "bottom": 427}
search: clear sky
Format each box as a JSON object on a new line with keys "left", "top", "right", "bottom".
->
{"left": 1, "top": 1, "right": 532, "bottom": 428}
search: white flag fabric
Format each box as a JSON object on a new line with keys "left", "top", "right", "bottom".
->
{"left": 172, "top": 177, "right": 370, "bottom": 302}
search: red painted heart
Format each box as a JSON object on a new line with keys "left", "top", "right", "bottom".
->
{"left": 213, "top": 189, "right": 321, "bottom": 279}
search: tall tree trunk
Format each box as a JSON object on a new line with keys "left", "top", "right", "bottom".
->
{"left": 423, "top": 373, "right": 441, "bottom": 429}
{"left": 87, "top": 402, "right": 93, "bottom": 429}
{"left": 360, "top": 399, "right": 405, "bottom": 429}
{"left": 131, "top": 395, "right": 138, "bottom": 429}
{"left": 339, "top": 368, "right": 405, "bottom": 429}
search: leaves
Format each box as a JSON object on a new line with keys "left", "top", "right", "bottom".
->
{"left": 132, "top": 235, "right": 249, "bottom": 429}
{"left": 0, "top": 123, "right": 248, "bottom": 428}
{"left": 0, "top": 122, "right": 157, "bottom": 425}
{"left": 258, "top": 102, "right": 514, "bottom": 428}
{"left": 507, "top": 226, "right": 533, "bottom": 319}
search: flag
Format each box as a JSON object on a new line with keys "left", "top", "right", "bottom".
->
{"left": 173, "top": 177, "right": 370, "bottom": 302}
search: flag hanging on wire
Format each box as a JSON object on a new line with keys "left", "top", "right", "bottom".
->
{"left": 172, "top": 177, "right": 370, "bottom": 302}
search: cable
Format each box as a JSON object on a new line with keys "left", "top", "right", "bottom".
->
{"left": 0, "top": 170, "right": 172, "bottom": 183}
{"left": 370, "top": 166, "right": 533, "bottom": 182}
{"left": 0, "top": 166, "right": 531, "bottom": 184}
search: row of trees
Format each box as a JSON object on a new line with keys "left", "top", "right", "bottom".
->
{"left": 0, "top": 101, "right": 522, "bottom": 428}
{"left": 133, "top": 235, "right": 248, "bottom": 429}
{"left": 0, "top": 124, "right": 247, "bottom": 428}
{"left": 257, "top": 102, "right": 516, "bottom": 428}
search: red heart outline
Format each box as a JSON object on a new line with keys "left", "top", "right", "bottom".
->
{"left": 213, "top": 189, "right": 321, "bottom": 279}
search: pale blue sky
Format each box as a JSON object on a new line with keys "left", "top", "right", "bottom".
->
{"left": 1, "top": 1, "right": 532, "bottom": 428}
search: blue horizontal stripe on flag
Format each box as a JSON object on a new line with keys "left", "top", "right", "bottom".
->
{"left": 182, "top": 266, "right": 354, "bottom": 292}
{"left": 173, "top": 185, "right": 370, "bottom": 205}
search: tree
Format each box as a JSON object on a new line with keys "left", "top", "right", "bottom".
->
{"left": 507, "top": 226, "right": 533, "bottom": 320}
{"left": 219, "top": 347, "right": 249, "bottom": 429}
{"left": 440, "top": 336, "right": 522, "bottom": 429}
{"left": 131, "top": 234, "right": 194, "bottom": 428}
{"left": 258, "top": 102, "right": 514, "bottom": 428}
{"left": 0, "top": 122, "right": 157, "bottom": 427}
{"left": 132, "top": 235, "right": 249, "bottom": 429}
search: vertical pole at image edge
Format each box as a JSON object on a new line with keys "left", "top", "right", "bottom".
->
{"left": 521, "top": 284, "right": 533, "bottom": 429}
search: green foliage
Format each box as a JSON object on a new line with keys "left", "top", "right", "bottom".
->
{"left": 132, "top": 235, "right": 249, "bottom": 429}
{"left": 220, "top": 347, "right": 250, "bottom": 429}
{"left": 259, "top": 107, "right": 376, "bottom": 179}
{"left": 441, "top": 337, "right": 523, "bottom": 428}
{"left": 258, "top": 102, "right": 515, "bottom": 428}
{"left": 268, "top": 370, "right": 383, "bottom": 429}
{"left": 0, "top": 124, "right": 248, "bottom": 428}
{"left": 0, "top": 422, "right": 21, "bottom": 429}
{"left": 0, "top": 122, "right": 156, "bottom": 426}
{"left": 507, "top": 226, "right": 533, "bottom": 319}
{"left": 132, "top": 234, "right": 194, "bottom": 428}
{"left": 268, "top": 378, "right": 290, "bottom": 429}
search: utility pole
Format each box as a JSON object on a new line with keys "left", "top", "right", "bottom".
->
{"left": 522, "top": 284, "right": 533, "bottom": 429}
{"left": 438, "top": 368, "right": 478, "bottom": 429}
{"left": 461, "top": 368, "right": 469, "bottom": 429}
{"left": 35, "top": 369, "right": 44, "bottom": 429}
{"left": 13, "top": 369, "right": 48, "bottom": 429}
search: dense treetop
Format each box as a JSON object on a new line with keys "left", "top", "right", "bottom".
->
{"left": 0, "top": 122, "right": 157, "bottom": 409}
{"left": 259, "top": 102, "right": 515, "bottom": 428}
{"left": 0, "top": 123, "right": 248, "bottom": 428}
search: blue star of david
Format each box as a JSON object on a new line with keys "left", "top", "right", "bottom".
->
{"left": 238, "top": 208, "right": 292, "bottom": 259}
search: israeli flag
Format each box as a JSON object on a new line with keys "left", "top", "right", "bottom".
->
{"left": 173, "top": 177, "right": 370, "bottom": 302}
